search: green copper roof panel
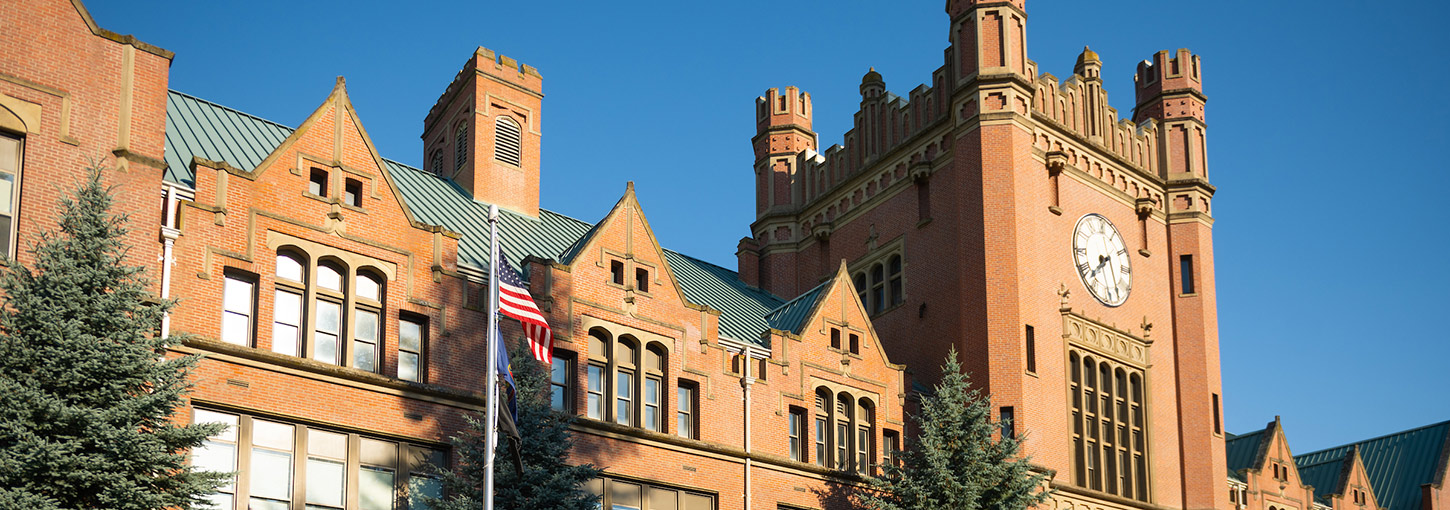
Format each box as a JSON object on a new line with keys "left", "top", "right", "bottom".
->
{"left": 663, "top": 250, "right": 782, "bottom": 346}
{"left": 1295, "top": 421, "right": 1450, "bottom": 510}
{"left": 1296, "top": 456, "right": 1348, "bottom": 503}
{"left": 1225, "top": 428, "right": 1266, "bottom": 474}
{"left": 765, "top": 280, "right": 829, "bottom": 335}
{"left": 164, "top": 91, "right": 293, "bottom": 187}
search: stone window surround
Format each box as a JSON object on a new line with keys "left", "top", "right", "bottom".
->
{"left": 1064, "top": 311, "right": 1152, "bottom": 502}
{"left": 583, "top": 317, "right": 673, "bottom": 434}
{"left": 849, "top": 240, "right": 906, "bottom": 317}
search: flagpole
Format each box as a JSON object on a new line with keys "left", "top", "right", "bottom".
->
{"left": 484, "top": 204, "right": 500, "bottom": 510}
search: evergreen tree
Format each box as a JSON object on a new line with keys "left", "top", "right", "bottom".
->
{"left": 862, "top": 347, "right": 1053, "bottom": 510}
{"left": 0, "top": 165, "right": 227, "bottom": 509}
{"left": 425, "top": 342, "right": 601, "bottom": 510}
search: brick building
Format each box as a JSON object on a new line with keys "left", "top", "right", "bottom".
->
{"left": 0, "top": 1, "right": 1313, "bottom": 510}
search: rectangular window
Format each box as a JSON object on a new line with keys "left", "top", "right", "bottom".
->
{"left": 272, "top": 289, "right": 302, "bottom": 356}
{"left": 1025, "top": 325, "right": 1037, "bottom": 373}
{"left": 644, "top": 376, "right": 662, "bottom": 432}
{"left": 677, "top": 381, "right": 697, "bottom": 439}
{"left": 1212, "top": 393, "right": 1222, "bottom": 435}
{"left": 610, "top": 260, "right": 625, "bottom": 285}
{"left": 353, "top": 309, "right": 380, "bottom": 372}
{"left": 836, "top": 422, "right": 849, "bottom": 469}
{"left": 222, "top": 274, "right": 255, "bottom": 346}
{"left": 856, "top": 426, "right": 869, "bottom": 474}
{"left": 616, "top": 370, "right": 635, "bottom": 426}
{"left": 830, "top": 328, "right": 841, "bottom": 350}
{"left": 848, "top": 333, "right": 860, "bottom": 354}
{"left": 590, "top": 477, "right": 714, "bottom": 510}
{"left": 1001, "top": 406, "right": 1015, "bottom": 439}
{"left": 399, "top": 316, "right": 426, "bottom": 382}
{"left": 882, "top": 429, "right": 900, "bottom": 467}
{"left": 309, "top": 168, "right": 328, "bottom": 197}
{"left": 550, "top": 352, "right": 572, "bottom": 412}
{"left": 587, "top": 364, "right": 604, "bottom": 420}
{"left": 343, "top": 178, "right": 363, "bottom": 207}
{"left": 917, "top": 180, "right": 930, "bottom": 222}
{"left": 636, "top": 268, "right": 650, "bottom": 293}
{"left": 0, "top": 133, "right": 21, "bottom": 257}
{"left": 788, "top": 408, "right": 805, "bottom": 461}
{"left": 314, "top": 300, "right": 342, "bottom": 365}
{"left": 1180, "top": 254, "right": 1195, "bottom": 294}
{"left": 192, "top": 410, "right": 442, "bottom": 510}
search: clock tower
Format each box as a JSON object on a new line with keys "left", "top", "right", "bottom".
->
{"left": 743, "top": 4, "right": 1226, "bottom": 510}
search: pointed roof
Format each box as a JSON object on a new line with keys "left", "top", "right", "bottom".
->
{"left": 765, "top": 279, "right": 830, "bottom": 335}
{"left": 1295, "top": 447, "right": 1357, "bottom": 504}
{"left": 1294, "top": 421, "right": 1450, "bottom": 510}
{"left": 1226, "top": 427, "right": 1268, "bottom": 474}
{"left": 163, "top": 90, "right": 788, "bottom": 345}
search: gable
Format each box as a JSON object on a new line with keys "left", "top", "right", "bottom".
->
{"left": 1296, "top": 421, "right": 1450, "bottom": 510}
{"left": 560, "top": 183, "right": 697, "bottom": 321}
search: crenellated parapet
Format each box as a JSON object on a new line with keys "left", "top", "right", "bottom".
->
{"left": 423, "top": 46, "right": 542, "bottom": 135}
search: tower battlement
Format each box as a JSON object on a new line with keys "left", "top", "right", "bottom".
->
{"left": 424, "top": 47, "right": 543, "bottom": 133}
{"left": 947, "top": 0, "right": 1025, "bottom": 20}
{"left": 1134, "top": 48, "right": 1204, "bottom": 123}
{"left": 755, "top": 86, "right": 812, "bottom": 134}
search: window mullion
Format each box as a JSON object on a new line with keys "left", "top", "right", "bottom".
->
{"left": 235, "top": 416, "right": 254, "bottom": 510}
{"left": 346, "top": 433, "right": 361, "bottom": 509}
{"left": 303, "top": 261, "right": 318, "bottom": 361}
{"left": 291, "top": 423, "right": 307, "bottom": 507}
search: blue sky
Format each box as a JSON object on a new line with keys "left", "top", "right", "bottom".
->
{"left": 88, "top": 1, "right": 1449, "bottom": 452}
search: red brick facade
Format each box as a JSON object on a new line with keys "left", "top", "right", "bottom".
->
{"left": 0, "top": 1, "right": 1247, "bottom": 510}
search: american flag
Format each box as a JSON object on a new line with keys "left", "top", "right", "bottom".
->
{"left": 495, "top": 250, "right": 552, "bottom": 364}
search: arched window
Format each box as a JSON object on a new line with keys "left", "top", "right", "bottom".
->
{"left": 586, "top": 329, "right": 610, "bottom": 420}
{"left": 454, "top": 121, "right": 469, "bottom": 171}
{"left": 614, "top": 337, "right": 638, "bottom": 427}
{"left": 352, "top": 270, "right": 384, "bottom": 372}
{"left": 888, "top": 255, "right": 903, "bottom": 306}
{"left": 494, "top": 116, "right": 522, "bottom": 167}
{"left": 313, "top": 260, "right": 346, "bottom": 365}
{"left": 814, "top": 389, "right": 831, "bottom": 467}
{"left": 272, "top": 251, "right": 307, "bottom": 357}
{"left": 836, "top": 392, "right": 852, "bottom": 469}
{"left": 429, "top": 148, "right": 445, "bottom": 176}
{"left": 857, "top": 398, "right": 875, "bottom": 474}
{"left": 643, "top": 343, "right": 667, "bottom": 432}
{"left": 854, "top": 272, "right": 868, "bottom": 310}
{"left": 869, "top": 264, "right": 885, "bottom": 314}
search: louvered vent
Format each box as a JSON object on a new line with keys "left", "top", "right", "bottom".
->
{"left": 495, "top": 116, "right": 522, "bottom": 167}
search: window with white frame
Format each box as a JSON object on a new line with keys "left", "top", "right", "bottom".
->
{"left": 811, "top": 387, "right": 875, "bottom": 472}
{"left": 267, "top": 248, "right": 396, "bottom": 376}
{"left": 190, "top": 409, "right": 444, "bottom": 510}
{"left": 222, "top": 272, "right": 257, "bottom": 346}
{"left": 0, "top": 132, "right": 22, "bottom": 257}
{"left": 584, "top": 327, "right": 672, "bottom": 434}
{"left": 398, "top": 315, "right": 426, "bottom": 383}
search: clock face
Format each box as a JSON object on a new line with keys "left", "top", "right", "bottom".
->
{"left": 1072, "top": 214, "right": 1131, "bottom": 307}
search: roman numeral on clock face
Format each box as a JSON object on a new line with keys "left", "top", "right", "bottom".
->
{"left": 1078, "top": 262, "right": 1091, "bottom": 274}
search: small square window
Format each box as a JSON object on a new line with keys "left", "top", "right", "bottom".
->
{"left": 610, "top": 260, "right": 624, "bottom": 286}
{"left": 635, "top": 268, "right": 649, "bottom": 293}
{"left": 343, "top": 178, "right": 363, "bottom": 207}
{"left": 309, "top": 168, "right": 328, "bottom": 197}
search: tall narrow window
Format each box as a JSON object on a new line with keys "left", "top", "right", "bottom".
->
{"left": 677, "top": 381, "right": 697, "bottom": 439}
{"left": 1025, "top": 325, "right": 1037, "bottom": 373}
{"left": 550, "top": 351, "right": 572, "bottom": 412}
{"left": 854, "top": 272, "right": 868, "bottom": 309}
{"left": 588, "top": 329, "right": 608, "bottom": 420}
{"left": 830, "top": 328, "right": 841, "bottom": 350}
{"left": 313, "top": 262, "right": 344, "bottom": 365}
{"left": 917, "top": 179, "right": 931, "bottom": 222}
{"left": 399, "top": 316, "right": 425, "bottom": 382}
{"left": 615, "top": 340, "right": 637, "bottom": 427}
{"left": 1212, "top": 393, "right": 1222, "bottom": 435}
{"left": 191, "top": 410, "right": 239, "bottom": 509}
{"left": 1179, "top": 255, "right": 1195, "bottom": 294}
{"left": 428, "top": 149, "right": 445, "bottom": 177}
{"left": 249, "top": 419, "right": 295, "bottom": 509}
{"left": 274, "top": 252, "right": 305, "bottom": 356}
{"left": 888, "top": 255, "right": 903, "bottom": 306}
{"left": 643, "top": 344, "right": 665, "bottom": 432}
{"left": 635, "top": 268, "right": 650, "bottom": 293}
{"left": 0, "top": 133, "right": 21, "bottom": 257}
{"left": 587, "top": 364, "right": 604, "bottom": 420}
{"left": 305, "top": 430, "right": 347, "bottom": 510}
{"left": 222, "top": 274, "right": 256, "bottom": 346}
{"left": 454, "top": 121, "right": 469, "bottom": 171}
{"left": 494, "top": 116, "right": 523, "bottom": 167}
{"left": 353, "top": 272, "right": 383, "bottom": 373}
{"left": 869, "top": 264, "right": 885, "bottom": 314}
{"left": 857, "top": 399, "right": 874, "bottom": 474}
{"left": 309, "top": 168, "right": 328, "bottom": 197}
{"left": 343, "top": 178, "right": 363, "bottom": 207}
{"left": 1001, "top": 406, "right": 1015, "bottom": 439}
{"left": 815, "top": 390, "right": 830, "bottom": 467}
{"left": 848, "top": 333, "right": 860, "bottom": 355}
{"left": 788, "top": 407, "right": 805, "bottom": 461}
{"left": 835, "top": 394, "right": 851, "bottom": 469}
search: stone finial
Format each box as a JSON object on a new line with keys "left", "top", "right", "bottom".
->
{"left": 1057, "top": 283, "right": 1071, "bottom": 309}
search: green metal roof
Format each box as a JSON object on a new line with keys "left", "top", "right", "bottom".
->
{"left": 1294, "top": 421, "right": 1450, "bottom": 510}
{"left": 164, "top": 91, "right": 294, "bottom": 187}
{"left": 162, "top": 90, "right": 785, "bottom": 347}
{"left": 1296, "top": 455, "right": 1349, "bottom": 504}
{"left": 765, "top": 279, "right": 830, "bottom": 335}
{"left": 1226, "top": 428, "right": 1267, "bottom": 474}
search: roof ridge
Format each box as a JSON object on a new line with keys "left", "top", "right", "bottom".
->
{"left": 1296, "top": 420, "right": 1450, "bottom": 459}
{"left": 767, "top": 279, "right": 832, "bottom": 315}
{"left": 1226, "top": 428, "right": 1266, "bottom": 442}
{"left": 1296, "top": 456, "right": 1348, "bottom": 469}
{"left": 169, "top": 89, "right": 297, "bottom": 132}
